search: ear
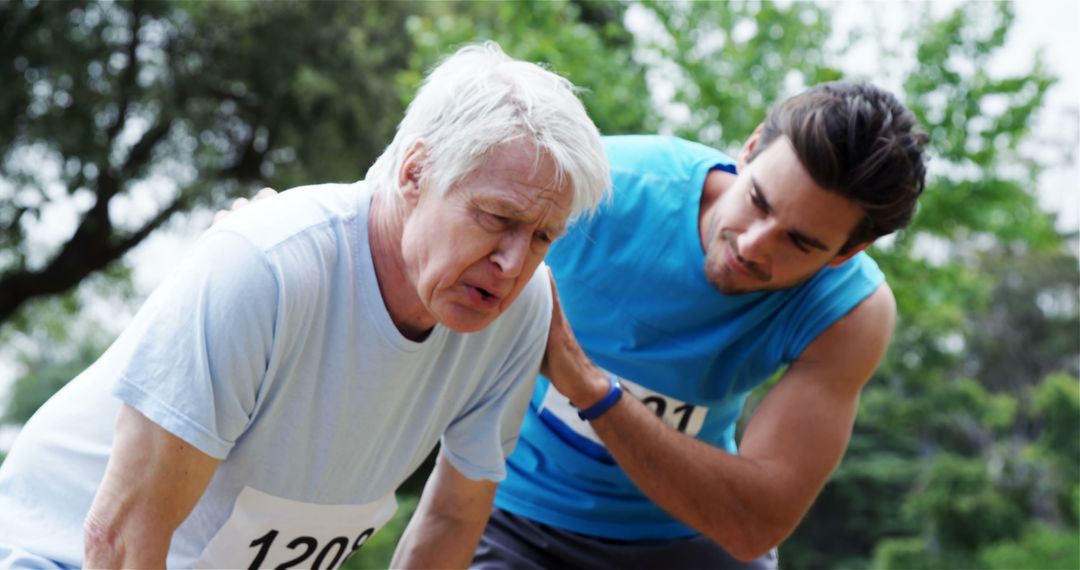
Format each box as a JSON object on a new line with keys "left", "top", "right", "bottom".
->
{"left": 827, "top": 241, "right": 871, "bottom": 268}
{"left": 398, "top": 140, "right": 428, "bottom": 206}
{"left": 736, "top": 124, "right": 764, "bottom": 171}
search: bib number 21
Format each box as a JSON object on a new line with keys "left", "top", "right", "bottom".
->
{"left": 621, "top": 379, "right": 708, "bottom": 436}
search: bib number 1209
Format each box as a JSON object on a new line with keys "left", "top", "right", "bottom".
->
{"left": 194, "top": 487, "right": 396, "bottom": 569}
{"left": 247, "top": 527, "right": 374, "bottom": 570}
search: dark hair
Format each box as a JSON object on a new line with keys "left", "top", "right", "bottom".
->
{"left": 747, "top": 81, "right": 929, "bottom": 253}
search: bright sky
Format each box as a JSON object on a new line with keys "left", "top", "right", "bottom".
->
{"left": 1009, "top": 0, "right": 1080, "bottom": 231}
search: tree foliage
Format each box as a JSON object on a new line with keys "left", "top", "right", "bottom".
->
{"left": 397, "top": 0, "right": 655, "bottom": 136}
{"left": 0, "top": 0, "right": 418, "bottom": 328}
{"left": 784, "top": 3, "right": 1077, "bottom": 569}
{"left": 639, "top": 0, "right": 840, "bottom": 146}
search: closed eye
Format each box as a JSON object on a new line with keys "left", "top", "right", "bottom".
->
{"left": 790, "top": 233, "right": 812, "bottom": 253}
{"left": 750, "top": 188, "right": 769, "bottom": 213}
{"left": 480, "top": 211, "right": 512, "bottom": 229}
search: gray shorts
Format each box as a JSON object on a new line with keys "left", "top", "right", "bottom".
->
{"left": 471, "top": 507, "right": 779, "bottom": 570}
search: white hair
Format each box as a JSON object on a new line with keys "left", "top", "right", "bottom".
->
{"left": 365, "top": 42, "right": 609, "bottom": 222}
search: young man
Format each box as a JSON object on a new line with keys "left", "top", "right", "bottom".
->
{"left": 472, "top": 82, "right": 929, "bottom": 568}
{"left": 0, "top": 43, "right": 609, "bottom": 569}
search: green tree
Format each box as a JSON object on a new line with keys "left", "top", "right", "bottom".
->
{"left": 967, "top": 246, "right": 1079, "bottom": 396}
{"left": 0, "top": 0, "right": 418, "bottom": 329}
{"left": 4, "top": 322, "right": 110, "bottom": 425}
{"left": 1029, "top": 372, "right": 1080, "bottom": 527}
{"left": 804, "top": 3, "right": 1076, "bottom": 568}
{"left": 1, "top": 265, "right": 134, "bottom": 424}
{"left": 397, "top": 0, "right": 655, "bottom": 137}
{"left": 638, "top": 0, "right": 839, "bottom": 147}
{"left": 979, "top": 523, "right": 1080, "bottom": 570}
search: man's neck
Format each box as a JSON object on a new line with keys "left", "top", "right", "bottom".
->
{"left": 698, "top": 167, "right": 737, "bottom": 252}
{"left": 368, "top": 192, "right": 436, "bottom": 341}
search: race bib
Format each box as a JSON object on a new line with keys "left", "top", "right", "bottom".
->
{"left": 195, "top": 486, "right": 397, "bottom": 570}
{"left": 538, "top": 374, "right": 709, "bottom": 454}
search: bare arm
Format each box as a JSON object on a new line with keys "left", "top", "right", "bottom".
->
{"left": 83, "top": 404, "right": 221, "bottom": 568}
{"left": 391, "top": 449, "right": 497, "bottom": 569}
{"left": 546, "top": 277, "right": 896, "bottom": 561}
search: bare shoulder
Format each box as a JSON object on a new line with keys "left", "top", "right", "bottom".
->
{"left": 828, "top": 282, "right": 896, "bottom": 342}
{"left": 792, "top": 282, "right": 897, "bottom": 392}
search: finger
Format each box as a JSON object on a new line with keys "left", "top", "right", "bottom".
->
{"left": 546, "top": 267, "right": 563, "bottom": 314}
{"left": 230, "top": 197, "right": 250, "bottom": 212}
{"left": 254, "top": 187, "right": 278, "bottom": 201}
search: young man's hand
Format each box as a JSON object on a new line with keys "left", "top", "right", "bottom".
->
{"left": 212, "top": 187, "right": 278, "bottom": 224}
{"left": 541, "top": 269, "right": 612, "bottom": 410}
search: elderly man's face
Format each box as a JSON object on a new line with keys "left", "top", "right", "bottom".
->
{"left": 400, "top": 142, "right": 572, "bottom": 333}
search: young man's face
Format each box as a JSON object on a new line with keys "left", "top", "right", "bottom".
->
{"left": 703, "top": 136, "right": 867, "bottom": 295}
{"left": 400, "top": 142, "right": 572, "bottom": 333}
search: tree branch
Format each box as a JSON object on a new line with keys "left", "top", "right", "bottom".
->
{"left": 0, "top": 192, "right": 187, "bottom": 325}
{"left": 103, "top": 0, "right": 144, "bottom": 146}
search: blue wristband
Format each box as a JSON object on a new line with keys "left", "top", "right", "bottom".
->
{"left": 577, "top": 374, "right": 623, "bottom": 421}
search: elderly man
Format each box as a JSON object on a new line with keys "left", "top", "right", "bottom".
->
{"left": 0, "top": 42, "right": 608, "bottom": 569}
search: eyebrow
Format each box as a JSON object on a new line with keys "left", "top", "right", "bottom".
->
{"left": 481, "top": 198, "right": 567, "bottom": 238}
{"left": 750, "top": 175, "right": 831, "bottom": 252}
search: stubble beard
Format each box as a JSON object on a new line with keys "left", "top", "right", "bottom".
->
{"left": 704, "top": 229, "right": 773, "bottom": 295}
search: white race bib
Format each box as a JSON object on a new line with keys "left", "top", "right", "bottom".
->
{"left": 539, "top": 374, "right": 709, "bottom": 446}
{"left": 195, "top": 486, "right": 397, "bottom": 570}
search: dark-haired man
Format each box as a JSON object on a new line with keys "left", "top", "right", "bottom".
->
{"left": 471, "top": 82, "right": 929, "bottom": 569}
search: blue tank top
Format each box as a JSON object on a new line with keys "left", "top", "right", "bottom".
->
{"left": 494, "top": 135, "right": 884, "bottom": 540}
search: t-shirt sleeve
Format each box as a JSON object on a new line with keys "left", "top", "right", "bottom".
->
{"left": 439, "top": 271, "right": 553, "bottom": 482}
{"left": 110, "top": 230, "right": 278, "bottom": 459}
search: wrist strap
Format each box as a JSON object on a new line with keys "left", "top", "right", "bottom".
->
{"left": 577, "top": 373, "right": 623, "bottom": 421}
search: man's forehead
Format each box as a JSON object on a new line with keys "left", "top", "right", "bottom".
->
{"left": 748, "top": 145, "right": 864, "bottom": 249}
{"left": 480, "top": 139, "right": 555, "bottom": 175}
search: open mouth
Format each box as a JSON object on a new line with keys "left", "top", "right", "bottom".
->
{"left": 466, "top": 284, "right": 501, "bottom": 307}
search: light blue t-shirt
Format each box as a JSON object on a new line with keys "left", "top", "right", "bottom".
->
{"left": 0, "top": 182, "right": 550, "bottom": 568}
{"left": 494, "top": 135, "right": 885, "bottom": 540}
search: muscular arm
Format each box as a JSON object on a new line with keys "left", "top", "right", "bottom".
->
{"left": 546, "top": 279, "right": 896, "bottom": 561}
{"left": 83, "top": 404, "right": 221, "bottom": 568}
{"left": 391, "top": 449, "right": 498, "bottom": 569}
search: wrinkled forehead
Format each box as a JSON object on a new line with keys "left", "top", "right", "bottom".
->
{"left": 486, "top": 139, "right": 563, "bottom": 185}
{"left": 469, "top": 144, "right": 574, "bottom": 228}
{"left": 454, "top": 140, "right": 563, "bottom": 191}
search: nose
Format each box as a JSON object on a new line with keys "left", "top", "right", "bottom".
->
{"left": 735, "top": 221, "right": 773, "bottom": 266}
{"left": 491, "top": 230, "right": 530, "bottom": 278}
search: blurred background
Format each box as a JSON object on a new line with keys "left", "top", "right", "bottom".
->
{"left": 1, "top": 0, "right": 1077, "bottom": 568}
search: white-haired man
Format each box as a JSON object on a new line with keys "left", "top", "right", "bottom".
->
{"left": 0, "top": 43, "right": 608, "bottom": 569}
